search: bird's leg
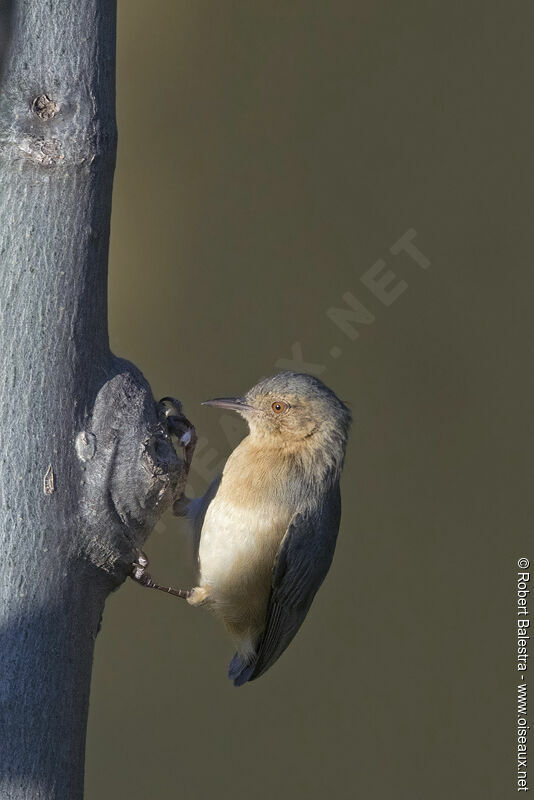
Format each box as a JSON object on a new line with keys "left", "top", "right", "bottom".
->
{"left": 130, "top": 552, "right": 191, "bottom": 600}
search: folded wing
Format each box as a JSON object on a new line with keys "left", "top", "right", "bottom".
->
{"left": 229, "top": 480, "right": 342, "bottom": 686}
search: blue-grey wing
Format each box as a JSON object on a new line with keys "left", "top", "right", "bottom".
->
{"left": 229, "top": 480, "right": 342, "bottom": 686}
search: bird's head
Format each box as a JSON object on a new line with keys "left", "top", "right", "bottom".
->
{"left": 203, "top": 372, "right": 351, "bottom": 466}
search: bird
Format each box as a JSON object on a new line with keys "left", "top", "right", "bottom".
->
{"left": 133, "top": 371, "right": 351, "bottom": 686}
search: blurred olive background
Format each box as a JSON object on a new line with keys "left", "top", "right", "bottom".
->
{"left": 85, "top": 3, "right": 532, "bottom": 799}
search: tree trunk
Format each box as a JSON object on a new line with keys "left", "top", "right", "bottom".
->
{"left": 0, "top": 3, "right": 185, "bottom": 797}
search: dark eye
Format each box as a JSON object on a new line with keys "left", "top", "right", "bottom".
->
{"left": 271, "top": 401, "right": 289, "bottom": 413}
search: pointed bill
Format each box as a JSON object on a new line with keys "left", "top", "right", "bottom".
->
{"left": 201, "top": 397, "right": 254, "bottom": 413}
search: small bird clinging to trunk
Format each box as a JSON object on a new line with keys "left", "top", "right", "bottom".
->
{"left": 133, "top": 372, "right": 351, "bottom": 686}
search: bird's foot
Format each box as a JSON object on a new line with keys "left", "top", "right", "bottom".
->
{"left": 159, "top": 397, "right": 197, "bottom": 473}
{"left": 130, "top": 552, "right": 191, "bottom": 600}
{"left": 186, "top": 586, "right": 211, "bottom": 607}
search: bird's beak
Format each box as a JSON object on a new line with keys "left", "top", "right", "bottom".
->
{"left": 201, "top": 396, "right": 254, "bottom": 413}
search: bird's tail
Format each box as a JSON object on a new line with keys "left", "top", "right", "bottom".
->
{"left": 228, "top": 652, "right": 257, "bottom": 687}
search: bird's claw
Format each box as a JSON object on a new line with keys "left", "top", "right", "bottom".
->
{"left": 159, "top": 396, "right": 197, "bottom": 470}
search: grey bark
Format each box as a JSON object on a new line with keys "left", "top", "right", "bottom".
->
{"left": 0, "top": 3, "right": 185, "bottom": 798}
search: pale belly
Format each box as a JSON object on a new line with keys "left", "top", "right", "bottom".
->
{"left": 198, "top": 495, "right": 291, "bottom": 647}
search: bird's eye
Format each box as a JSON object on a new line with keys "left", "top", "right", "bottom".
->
{"left": 271, "top": 401, "right": 289, "bottom": 413}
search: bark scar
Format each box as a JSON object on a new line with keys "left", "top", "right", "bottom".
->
{"left": 32, "top": 94, "right": 59, "bottom": 120}
{"left": 76, "top": 359, "right": 190, "bottom": 581}
{"left": 43, "top": 464, "right": 55, "bottom": 495}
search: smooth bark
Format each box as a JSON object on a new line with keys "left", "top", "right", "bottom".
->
{"left": 0, "top": 3, "right": 184, "bottom": 797}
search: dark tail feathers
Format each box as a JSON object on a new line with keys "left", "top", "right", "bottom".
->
{"left": 228, "top": 652, "right": 257, "bottom": 687}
